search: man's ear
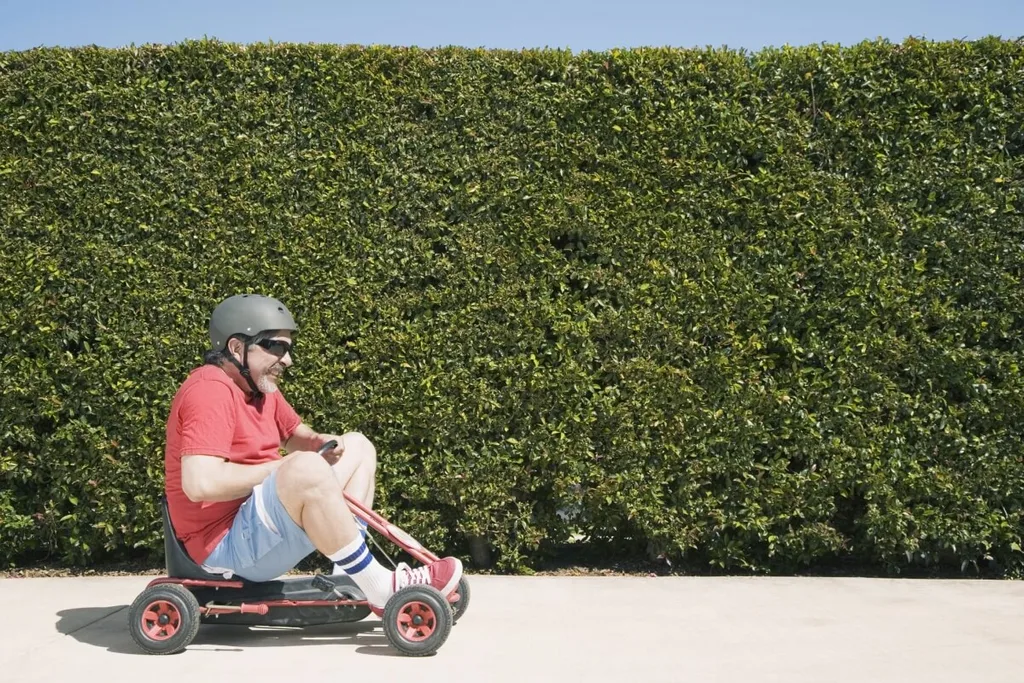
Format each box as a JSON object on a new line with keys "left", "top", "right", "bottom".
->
{"left": 227, "top": 337, "right": 245, "bottom": 358}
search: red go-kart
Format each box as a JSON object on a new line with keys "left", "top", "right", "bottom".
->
{"left": 127, "top": 441, "right": 470, "bottom": 656}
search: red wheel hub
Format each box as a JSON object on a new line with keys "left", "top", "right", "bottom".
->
{"left": 395, "top": 601, "right": 436, "bottom": 642}
{"left": 141, "top": 600, "right": 181, "bottom": 641}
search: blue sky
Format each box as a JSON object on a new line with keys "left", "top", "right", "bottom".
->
{"left": 1, "top": 0, "right": 1021, "bottom": 53}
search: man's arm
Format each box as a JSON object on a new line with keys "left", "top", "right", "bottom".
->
{"left": 282, "top": 423, "right": 325, "bottom": 454}
{"left": 181, "top": 454, "right": 286, "bottom": 503}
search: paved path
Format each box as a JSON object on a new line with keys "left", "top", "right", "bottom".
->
{"left": 1, "top": 574, "right": 1022, "bottom": 682}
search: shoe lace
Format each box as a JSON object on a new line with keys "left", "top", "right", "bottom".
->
{"left": 394, "top": 562, "right": 433, "bottom": 590}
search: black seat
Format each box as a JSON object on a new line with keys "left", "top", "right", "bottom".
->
{"left": 160, "top": 496, "right": 231, "bottom": 581}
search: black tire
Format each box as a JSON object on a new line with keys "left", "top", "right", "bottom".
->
{"left": 451, "top": 576, "right": 471, "bottom": 624}
{"left": 382, "top": 585, "right": 453, "bottom": 657}
{"left": 128, "top": 583, "right": 201, "bottom": 655}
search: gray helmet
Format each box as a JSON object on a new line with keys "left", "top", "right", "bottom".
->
{"left": 209, "top": 294, "right": 298, "bottom": 351}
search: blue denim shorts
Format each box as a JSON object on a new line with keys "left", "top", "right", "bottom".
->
{"left": 201, "top": 468, "right": 317, "bottom": 582}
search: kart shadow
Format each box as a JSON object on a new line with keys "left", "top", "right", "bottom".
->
{"left": 56, "top": 605, "right": 386, "bottom": 655}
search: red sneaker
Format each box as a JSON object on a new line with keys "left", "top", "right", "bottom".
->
{"left": 369, "top": 557, "right": 463, "bottom": 616}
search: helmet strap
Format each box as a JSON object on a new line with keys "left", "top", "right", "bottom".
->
{"left": 225, "top": 339, "right": 263, "bottom": 400}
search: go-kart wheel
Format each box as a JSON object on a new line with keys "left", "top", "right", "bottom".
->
{"left": 382, "top": 585, "right": 453, "bottom": 657}
{"left": 128, "top": 583, "right": 201, "bottom": 655}
{"left": 451, "top": 576, "right": 471, "bottom": 624}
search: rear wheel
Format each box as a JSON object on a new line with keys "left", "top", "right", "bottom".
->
{"left": 128, "top": 584, "right": 201, "bottom": 655}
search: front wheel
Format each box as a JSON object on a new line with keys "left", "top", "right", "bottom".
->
{"left": 382, "top": 585, "right": 453, "bottom": 656}
{"left": 451, "top": 576, "right": 471, "bottom": 623}
{"left": 128, "top": 583, "right": 201, "bottom": 655}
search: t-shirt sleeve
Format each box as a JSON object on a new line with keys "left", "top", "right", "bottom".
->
{"left": 275, "top": 393, "right": 303, "bottom": 442}
{"left": 177, "top": 381, "right": 237, "bottom": 459}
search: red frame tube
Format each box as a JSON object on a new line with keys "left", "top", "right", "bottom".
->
{"left": 200, "top": 599, "right": 369, "bottom": 616}
{"left": 147, "top": 577, "right": 245, "bottom": 589}
{"left": 343, "top": 492, "right": 441, "bottom": 565}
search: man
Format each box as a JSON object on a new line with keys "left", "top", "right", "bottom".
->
{"left": 164, "top": 293, "right": 462, "bottom": 615}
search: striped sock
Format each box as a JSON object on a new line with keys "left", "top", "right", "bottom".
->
{"left": 328, "top": 536, "right": 392, "bottom": 606}
{"left": 330, "top": 520, "right": 368, "bottom": 575}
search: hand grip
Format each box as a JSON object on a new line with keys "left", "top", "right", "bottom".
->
{"left": 317, "top": 439, "right": 338, "bottom": 457}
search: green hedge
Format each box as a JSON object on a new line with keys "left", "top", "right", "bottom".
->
{"left": 2, "top": 38, "right": 1023, "bottom": 574}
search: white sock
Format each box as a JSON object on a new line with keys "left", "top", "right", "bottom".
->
{"left": 328, "top": 536, "right": 393, "bottom": 606}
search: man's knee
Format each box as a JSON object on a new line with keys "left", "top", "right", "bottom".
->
{"left": 343, "top": 432, "right": 377, "bottom": 468}
{"left": 278, "top": 451, "right": 336, "bottom": 499}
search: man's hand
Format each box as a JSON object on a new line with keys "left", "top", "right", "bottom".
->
{"left": 317, "top": 434, "right": 346, "bottom": 466}
{"left": 284, "top": 425, "right": 347, "bottom": 465}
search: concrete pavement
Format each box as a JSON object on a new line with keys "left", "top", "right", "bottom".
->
{"left": 1, "top": 573, "right": 1023, "bottom": 682}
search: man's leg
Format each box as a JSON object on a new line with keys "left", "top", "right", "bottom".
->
{"left": 275, "top": 450, "right": 462, "bottom": 612}
{"left": 330, "top": 431, "right": 377, "bottom": 510}
{"left": 276, "top": 450, "right": 370, "bottom": 559}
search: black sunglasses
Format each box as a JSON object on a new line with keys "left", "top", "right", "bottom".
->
{"left": 253, "top": 339, "right": 294, "bottom": 357}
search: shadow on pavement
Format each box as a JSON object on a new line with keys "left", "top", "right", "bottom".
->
{"left": 56, "top": 606, "right": 385, "bottom": 655}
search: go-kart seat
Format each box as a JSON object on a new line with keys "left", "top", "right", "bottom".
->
{"left": 160, "top": 496, "right": 229, "bottom": 581}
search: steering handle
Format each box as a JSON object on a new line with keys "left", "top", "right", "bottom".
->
{"left": 317, "top": 439, "right": 339, "bottom": 457}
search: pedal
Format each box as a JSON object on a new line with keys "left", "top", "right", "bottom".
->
{"left": 311, "top": 574, "right": 334, "bottom": 593}
{"left": 312, "top": 573, "right": 357, "bottom": 601}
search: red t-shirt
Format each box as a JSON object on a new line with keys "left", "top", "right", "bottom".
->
{"left": 164, "top": 365, "right": 303, "bottom": 564}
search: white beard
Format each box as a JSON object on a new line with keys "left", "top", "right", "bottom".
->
{"left": 257, "top": 371, "right": 281, "bottom": 394}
